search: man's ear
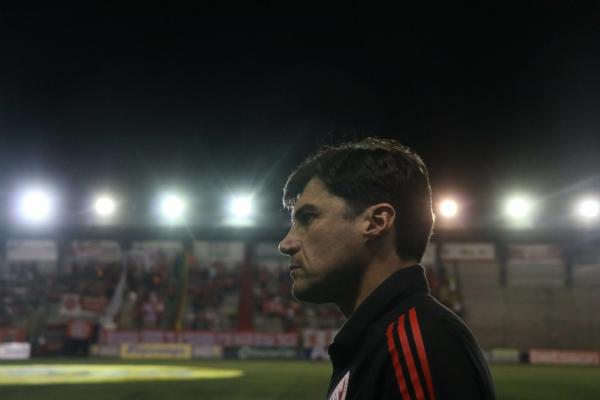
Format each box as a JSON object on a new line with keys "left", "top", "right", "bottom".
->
{"left": 362, "top": 203, "right": 396, "bottom": 239}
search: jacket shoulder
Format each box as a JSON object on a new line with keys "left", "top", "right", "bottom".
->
{"left": 378, "top": 294, "right": 496, "bottom": 399}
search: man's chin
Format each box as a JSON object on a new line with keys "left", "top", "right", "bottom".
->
{"left": 292, "top": 282, "right": 330, "bottom": 304}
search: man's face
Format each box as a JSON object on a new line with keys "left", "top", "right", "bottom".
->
{"left": 278, "top": 177, "right": 367, "bottom": 304}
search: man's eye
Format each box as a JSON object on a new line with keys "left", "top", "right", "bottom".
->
{"left": 298, "top": 213, "right": 315, "bottom": 224}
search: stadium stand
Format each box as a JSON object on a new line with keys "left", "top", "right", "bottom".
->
{"left": 1, "top": 238, "right": 599, "bottom": 358}
{"left": 453, "top": 259, "right": 507, "bottom": 349}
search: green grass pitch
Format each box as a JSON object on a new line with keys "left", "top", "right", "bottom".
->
{"left": 1, "top": 358, "right": 599, "bottom": 399}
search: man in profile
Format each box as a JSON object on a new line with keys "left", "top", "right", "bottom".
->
{"left": 279, "top": 138, "right": 495, "bottom": 399}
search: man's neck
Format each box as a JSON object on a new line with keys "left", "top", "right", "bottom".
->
{"left": 338, "top": 258, "right": 417, "bottom": 318}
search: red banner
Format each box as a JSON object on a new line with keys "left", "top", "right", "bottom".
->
{"left": 81, "top": 296, "right": 108, "bottom": 313}
{"left": 59, "top": 294, "right": 108, "bottom": 316}
{"left": 67, "top": 320, "right": 93, "bottom": 340}
{"left": 0, "top": 328, "right": 27, "bottom": 342}
{"left": 529, "top": 349, "right": 600, "bottom": 365}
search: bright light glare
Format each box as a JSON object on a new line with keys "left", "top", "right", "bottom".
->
{"left": 160, "top": 194, "right": 186, "bottom": 220}
{"left": 18, "top": 189, "right": 54, "bottom": 224}
{"left": 229, "top": 195, "right": 253, "bottom": 218}
{"left": 439, "top": 199, "right": 459, "bottom": 218}
{"left": 94, "top": 196, "right": 116, "bottom": 216}
{"left": 505, "top": 196, "right": 532, "bottom": 219}
{"left": 577, "top": 198, "right": 599, "bottom": 219}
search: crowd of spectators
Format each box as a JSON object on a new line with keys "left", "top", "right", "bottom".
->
{"left": 254, "top": 265, "right": 344, "bottom": 332}
{"left": 0, "top": 249, "right": 457, "bottom": 349}
{"left": 0, "top": 253, "right": 345, "bottom": 338}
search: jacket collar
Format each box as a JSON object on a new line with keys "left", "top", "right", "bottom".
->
{"left": 329, "top": 265, "right": 430, "bottom": 361}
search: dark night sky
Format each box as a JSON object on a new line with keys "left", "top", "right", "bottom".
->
{"left": 1, "top": 9, "right": 599, "bottom": 227}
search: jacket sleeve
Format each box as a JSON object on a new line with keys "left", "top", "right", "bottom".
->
{"left": 380, "top": 307, "right": 495, "bottom": 399}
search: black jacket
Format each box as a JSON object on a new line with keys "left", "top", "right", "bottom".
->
{"left": 326, "top": 265, "right": 496, "bottom": 400}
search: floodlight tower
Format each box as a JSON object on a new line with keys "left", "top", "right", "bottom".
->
{"left": 575, "top": 197, "right": 599, "bottom": 224}
{"left": 225, "top": 194, "right": 255, "bottom": 226}
{"left": 94, "top": 195, "right": 117, "bottom": 217}
{"left": 16, "top": 187, "right": 56, "bottom": 225}
{"left": 434, "top": 196, "right": 467, "bottom": 230}
{"left": 504, "top": 194, "right": 534, "bottom": 228}
{"left": 159, "top": 193, "right": 187, "bottom": 224}
{"left": 439, "top": 198, "right": 459, "bottom": 219}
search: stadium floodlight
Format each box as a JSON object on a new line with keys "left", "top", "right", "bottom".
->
{"left": 229, "top": 195, "right": 253, "bottom": 219}
{"left": 159, "top": 193, "right": 186, "bottom": 222}
{"left": 94, "top": 195, "right": 116, "bottom": 217}
{"left": 224, "top": 194, "right": 255, "bottom": 226}
{"left": 504, "top": 195, "right": 532, "bottom": 219}
{"left": 439, "top": 198, "right": 459, "bottom": 219}
{"left": 17, "top": 187, "right": 55, "bottom": 225}
{"left": 576, "top": 198, "right": 599, "bottom": 220}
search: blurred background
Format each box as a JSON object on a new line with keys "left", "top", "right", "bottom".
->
{"left": 1, "top": 8, "right": 600, "bottom": 399}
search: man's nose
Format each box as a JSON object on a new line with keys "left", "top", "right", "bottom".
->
{"left": 278, "top": 234, "right": 301, "bottom": 256}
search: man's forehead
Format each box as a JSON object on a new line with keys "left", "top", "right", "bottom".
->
{"left": 292, "top": 178, "right": 339, "bottom": 210}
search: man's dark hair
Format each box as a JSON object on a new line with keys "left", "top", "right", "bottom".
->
{"left": 283, "top": 137, "right": 434, "bottom": 262}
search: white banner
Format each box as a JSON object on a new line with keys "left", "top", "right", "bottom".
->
{"left": 130, "top": 241, "right": 183, "bottom": 269}
{"left": 131, "top": 241, "right": 182, "bottom": 256}
{"left": 194, "top": 241, "right": 245, "bottom": 267}
{"left": 67, "top": 241, "right": 122, "bottom": 263}
{"left": 509, "top": 244, "right": 562, "bottom": 263}
{"left": 6, "top": 240, "right": 58, "bottom": 262}
{"left": 490, "top": 348, "right": 520, "bottom": 364}
{"left": 0, "top": 342, "right": 31, "bottom": 360}
{"left": 442, "top": 243, "right": 495, "bottom": 261}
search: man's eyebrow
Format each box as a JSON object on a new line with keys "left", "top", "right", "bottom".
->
{"left": 291, "top": 204, "right": 319, "bottom": 221}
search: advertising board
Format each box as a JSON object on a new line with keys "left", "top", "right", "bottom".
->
{"left": 0, "top": 342, "right": 31, "bottom": 360}
{"left": 224, "top": 346, "right": 300, "bottom": 360}
{"left": 120, "top": 343, "right": 192, "bottom": 359}
{"left": 529, "top": 349, "right": 599, "bottom": 366}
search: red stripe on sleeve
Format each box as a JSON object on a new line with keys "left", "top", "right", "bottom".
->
{"left": 409, "top": 307, "right": 436, "bottom": 400}
{"left": 397, "top": 314, "right": 426, "bottom": 400}
{"left": 386, "top": 321, "right": 412, "bottom": 400}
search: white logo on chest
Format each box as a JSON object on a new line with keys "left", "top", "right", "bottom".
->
{"left": 329, "top": 371, "right": 350, "bottom": 400}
